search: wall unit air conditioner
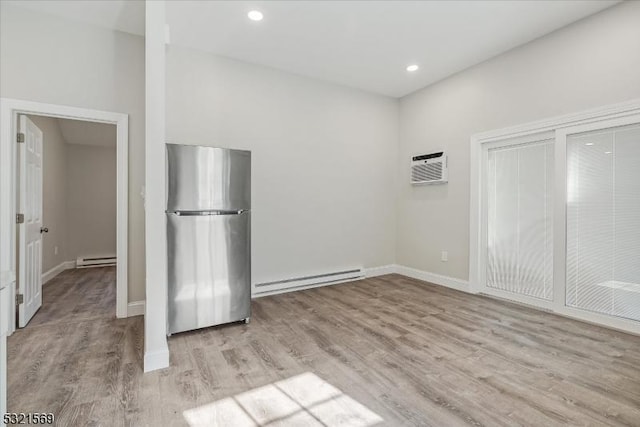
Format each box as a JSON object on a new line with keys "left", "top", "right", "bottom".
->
{"left": 411, "top": 151, "right": 448, "bottom": 185}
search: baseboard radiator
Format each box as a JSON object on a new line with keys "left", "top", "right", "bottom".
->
{"left": 253, "top": 268, "right": 364, "bottom": 297}
{"left": 76, "top": 255, "right": 117, "bottom": 268}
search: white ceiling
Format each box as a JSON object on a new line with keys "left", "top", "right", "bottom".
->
{"left": 58, "top": 118, "right": 116, "bottom": 148}
{"left": 5, "top": 0, "right": 618, "bottom": 97}
{"left": 166, "top": 1, "right": 617, "bottom": 97}
{"left": 2, "top": 0, "right": 145, "bottom": 36}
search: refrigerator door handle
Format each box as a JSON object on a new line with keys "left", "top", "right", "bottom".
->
{"left": 170, "top": 209, "right": 248, "bottom": 216}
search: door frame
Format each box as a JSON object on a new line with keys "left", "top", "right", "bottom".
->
{"left": 470, "top": 98, "right": 640, "bottom": 335}
{"left": 0, "top": 98, "right": 129, "bottom": 328}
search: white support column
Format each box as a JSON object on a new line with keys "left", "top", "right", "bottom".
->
{"left": 144, "top": 0, "right": 169, "bottom": 372}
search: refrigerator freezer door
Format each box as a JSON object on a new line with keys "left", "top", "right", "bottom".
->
{"left": 166, "top": 144, "right": 251, "bottom": 212}
{"left": 167, "top": 211, "right": 251, "bottom": 334}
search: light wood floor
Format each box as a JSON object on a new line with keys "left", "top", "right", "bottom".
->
{"left": 8, "top": 267, "right": 640, "bottom": 426}
{"left": 23, "top": 267, "right": 117, "bottom": 327}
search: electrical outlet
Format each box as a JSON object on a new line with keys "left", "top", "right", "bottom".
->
{"left": 54, "top": 246, "right": 59, "bottom": 255}
{"left": 441, "top": 251, "right": 448, "bottom": 262}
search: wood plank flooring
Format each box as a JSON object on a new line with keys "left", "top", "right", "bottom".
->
{"left": 8, "top": 267, "right": 640, "bottom": 426}
{"left": 25, "top": 267, "right": 117, "bottom": 327}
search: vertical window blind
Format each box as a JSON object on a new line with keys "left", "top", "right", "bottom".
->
{"left": 486, "top": 140, "right": 554, "bottom": 300}
{"left": 566, "top": 124, "right": 640, "bottom": 321}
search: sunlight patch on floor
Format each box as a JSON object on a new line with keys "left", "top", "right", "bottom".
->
{"left": 183, "top": 372, "right": 383, "bottom": 426}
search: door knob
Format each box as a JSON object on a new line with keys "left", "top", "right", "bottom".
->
{"left": 40, "top": 227, "right": 49, "bottom": 233}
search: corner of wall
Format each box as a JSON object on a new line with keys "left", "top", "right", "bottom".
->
{"left": 392, "top": 97, "right": 403, "bottom": 268}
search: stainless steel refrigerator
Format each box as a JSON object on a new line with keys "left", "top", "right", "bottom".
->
{"left": 166, "top": 144, "right": 251, "bottom": 335}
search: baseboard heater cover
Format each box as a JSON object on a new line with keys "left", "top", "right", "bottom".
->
{"left": 254, "top": 268, "right": 364, "bottom": 296}
{"left": 76, "top": 255, "right": 117, "bottom": 268}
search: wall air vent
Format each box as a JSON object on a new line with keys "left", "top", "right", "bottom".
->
{"left": 411, "top": 151, "right": 448, "bottom": 185}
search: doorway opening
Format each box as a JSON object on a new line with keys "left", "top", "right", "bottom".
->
{"left": 18, "top": 114, "right": 119, "bottom": 327}
{"left": 0, "top": 99, "right": 129, "bottom": 335}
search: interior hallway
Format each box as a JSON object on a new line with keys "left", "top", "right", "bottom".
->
{"left": 7, "top": 268, "right": 640, "bottom": 426}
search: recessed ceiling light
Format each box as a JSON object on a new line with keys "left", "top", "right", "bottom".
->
{"left": 585, "top": 142, "right": 594, "bottom": 146}
{"left": 248, "top": 10, "right": 264, "bottom": 21}
{"left": 605, "top": 151, "right": 613, "bottom": 154}
{"left": 406, "top": 64, "right": 419, "bottom": 72}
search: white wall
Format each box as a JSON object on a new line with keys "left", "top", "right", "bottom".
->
{"left": 66, "top": 144, "right": 117, "bottom": 261}
{"left": 397, "top": 1, "right": 640, "bottom": 282}
{"left": 166, "top": 47, "right": 399, "bottom": 285}
{"left": 28, "top": 116, "right": 68, "bottom": 273}
{"left": 27, "top": 116, "right": 117, "bottom": 271}
{"left": 0, "top": 4, "right": 145, "bottom": 301}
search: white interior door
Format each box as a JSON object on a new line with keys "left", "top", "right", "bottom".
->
{"left": 18, "top": 115, "right": 44, "bottom": 327}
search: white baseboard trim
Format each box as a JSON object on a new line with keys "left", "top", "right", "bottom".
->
{"left": 364, "top": 264, "right": 397, "bottom": 278}
{"left": 251, "top": 264, "right": 470, "bottom": 298}
{"left": 127, "top": 300, "right": 145, "bottom": 317}
{"left": 395, "top": 265, "right": 471, "bottom": 293}
{"left": 252, "top": 264, "right": 399, "bottom": 298}
{"left": 42, "top": 260, "right": 76, "bottom": 285}
{"left": 143, "top": 346, "right": 170, "bottom": 372}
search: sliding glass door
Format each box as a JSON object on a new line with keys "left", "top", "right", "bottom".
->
{"left": 476, "top": 105, "right": 640, "bottom": 333}
{"left": 564, "top": 123, "right": 640, "bottom": 322}
{"left": 482, "top": 134, "right": 554, "bottom": 308}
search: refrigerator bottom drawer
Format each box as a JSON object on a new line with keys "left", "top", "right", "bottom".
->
{"left": 167, "top": 212, "right": 251, "bottom": 334}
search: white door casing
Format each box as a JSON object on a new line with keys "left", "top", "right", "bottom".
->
{"left": 1, "top": 99, "right": 129, "bottom": 326}
{"left": 18, "top": 115, "right": 44, "bottom": 327}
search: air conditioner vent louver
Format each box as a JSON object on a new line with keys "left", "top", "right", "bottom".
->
{"left": 412, "top": 162, "right": 442, "bottom": 182}
{"left": 411, "top": 151, "right": 448, "bottom": 185}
